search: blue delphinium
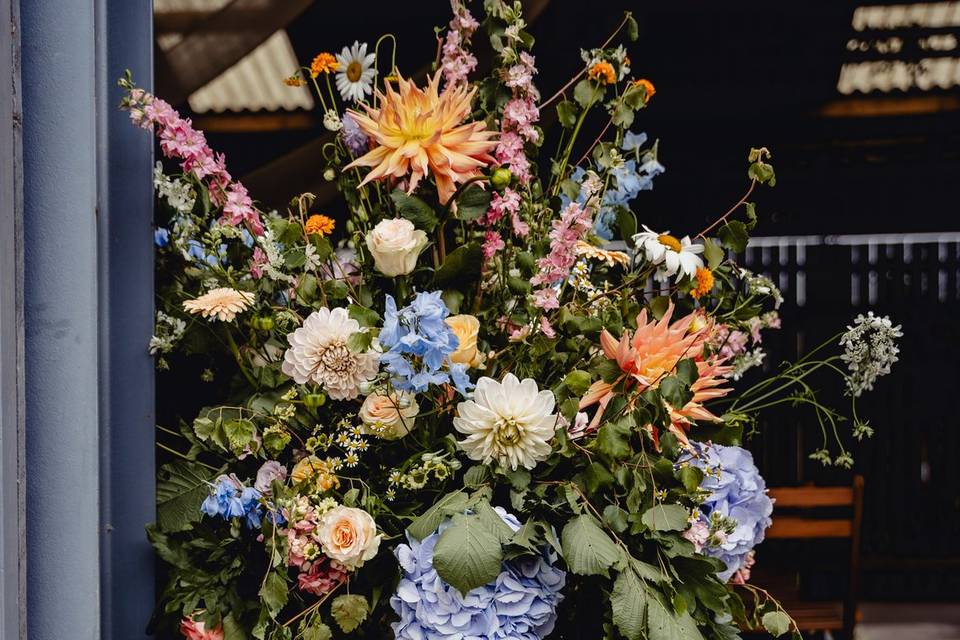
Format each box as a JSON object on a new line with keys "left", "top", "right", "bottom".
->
{"left": 683, "top": 442, "right": 773, "bottom": 581}
{"left": 380, "top": 291, "right": 473, "bottom": 395}
{"left": 200, "top": 476, "right": 263, "bottom": 529}
{"left": 559, "top": 132, "right": 665, "bottom": 240}
{"left": 154, "top": 227, "right": 171, "bottom": 248}
{"left": 391, "top": 507, "right": 565, "bottom": 640}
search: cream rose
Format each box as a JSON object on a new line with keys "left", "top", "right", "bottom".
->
{"left": 445, "top": 314, "right": 484, "bottom": 368}
{"left": 365, "top": 218, "right": 428, "bottom": 276}
{"left": 359, "top": 390, "right": 420, "bottom": 440}
{"left": 316, "top": 505, "right": 381, "bottom": 569}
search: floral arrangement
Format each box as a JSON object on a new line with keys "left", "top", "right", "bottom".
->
{"left": 123, "top": 2, "right": 902, "bottom": 639}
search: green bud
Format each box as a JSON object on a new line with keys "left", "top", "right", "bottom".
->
{"left": 250, "top": 315, "right": 275, "bottom": 331}
{"left": 490, "top": 167, "right": 513, "bottom": 190}
{"left": 303, "top": 393, "right": 327, "bottom": 409}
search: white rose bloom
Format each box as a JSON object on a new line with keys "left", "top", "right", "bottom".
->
{"left": 281, "top": 307, "right": 379, "bottom": 400}
{"left": 453, "top": 373, "right": 558, "bottom": 471}
{"left": 632, "top": 225, "right": 704, "bottom": 281}
{"left": 365, "top": 218, "right": 428, "bottom": 277}
{"left": 316, "top": 505, "right": 381, "bottom": 569}
{"left": 359, "top": 390, "right": 420, "bottom": 440}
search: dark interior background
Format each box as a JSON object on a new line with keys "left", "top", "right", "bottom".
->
{"left": 155, "top": 0, "right": 960, "bottom": 601}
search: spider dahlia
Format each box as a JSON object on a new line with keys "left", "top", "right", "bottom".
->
{"left": 579, "top": 303, "right": 731, "bottom": 439}
{"left": 281, "top": 307, "right": 379, "bottom": 400}
{"left": 344, "top": 72, "right": 497, "bottom": 204}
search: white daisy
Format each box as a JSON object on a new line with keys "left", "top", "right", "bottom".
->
{"left": 335, "top": 41, "right": 376, "bottom": 103}
{"left": 632, "top": 225, "right": 704, "bottom": 281}
{"left": 453, "top": 373, "right": 558, "bottom": 471}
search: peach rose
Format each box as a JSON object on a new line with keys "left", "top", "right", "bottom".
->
{"left": 445, "top": 314, "right": 484, "bottom": 368}
{"left": 316, "top": 505, "right": 381, "bottom": 569}
{"left": 359, "top": 390, "right": 420, "bottom": 440}
{"left": 291, "top": 455, "right": 339, "bottom": 492}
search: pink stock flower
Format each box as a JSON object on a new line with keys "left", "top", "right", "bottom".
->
{"left": 297, "top": 558, "right": 348, "bottom": 597}
{"left": 683, "top": 521, "right": 710, "bottom": 553}
{"left": 530, "top": 201, "right": 592, "bottom": 308}
{"left": 440, "top": 1, "right": 479, "bottom": 87}
{"left": 532, "top": 287, "right": 559, "bottom": 310}
{"left": 540, "top": 316, "right": 556, "bottom": 338}
{"left": 731, "top": 551, "right": 756, "bottom": 585}
{"left": 221, "top": 183, "right": 264, "bottom": 236}
{"left": 482, "top": 230, "right": 505, "bottom": 260}
{"left": 502, "top": 97, "right": 540, "bottom": 143}
{"left": 250, "top": 247, "right": 268, "bottom": 279}
{"left": 180, "top": 616, "right": 224, "bottom": 640}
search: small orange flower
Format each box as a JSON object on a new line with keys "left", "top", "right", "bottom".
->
{"left": 310, "top": 53, "right": 339, "bottom": 78}
{"left": 691, "top": 267, "right": 714, "bottom": 300}
{"left": 588, "top": 61, "right": 616, "bottom": 85}
{"left": 633, "top": 78, "right": 656, "bottom": 102}
{"left": 283, "top": 75, "right": 306, "bottom": 87}
{"left": 304, "top": 214, "right": 335, "bottom": 236}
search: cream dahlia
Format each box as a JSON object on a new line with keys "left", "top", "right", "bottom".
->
{"left": 344, "top": 72, "right": 497, "bottom": 204}
{"left": 182, "top": 287, "right": 255, "bottom": 322}
{"left": 453, "top": 373, "right": 558, "bottom": 471}
{"left": 281, "top": 307, "right": 379, "bottom": 400}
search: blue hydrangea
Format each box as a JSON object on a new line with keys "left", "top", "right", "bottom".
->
{"left": 391, "top": 507, "right": 565, "bottom": 640}
{"left": 200, "top": 476, "right": 263, "bottom": 529}
{"left": 380, "top": 291, "right": 473, "bottom": 395}
{"left": 683, "top": 442, "right": 773, "bottom": 581}
{"left": 154, "top": 227, "right": 170, "bottom": 247}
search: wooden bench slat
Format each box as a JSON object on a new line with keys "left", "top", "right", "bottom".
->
{"left": 768, "top": 486, "right": 854, "bottom": 507}
{"left": 766, "top": 517, "right": 852, "bottom": 539}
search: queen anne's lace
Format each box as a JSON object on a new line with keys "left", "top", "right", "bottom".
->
{"left": 839, "top": 312, "right": 903, "bottom": 397}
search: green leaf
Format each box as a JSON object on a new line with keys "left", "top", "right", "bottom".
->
{"left": 435, "top": 243, "right": 483, "bottom": 287}
{"left": 260, "top": 570, "right": 288, "bottom": 617}
{"left": 659, "top": 375, "right": 693, "bottom": 409}
{"left": 641, "top": 504, "right": 689, "bottom": 532}
{"left": 612, "top": 568, "right": 648, "bottom": 640}
{"left": 222, "top": 614, "right": 248, "bottom": 640}
{"left": 717, "top": 220, "right": 749, "bottom": 253}
{"left": 561, "top": 514, "right": 621, "bottom": 576}
{"left": 563, "top": 369, "right": 592, "bottom": 395}
{"left": 647, "top": 591, "right": 704, "bottom": 640}
{"left": 456, "top": 184, "right": 492, "bottom": 221}
{"left": 156, "top": 461, "right": 221, "bottom": 532}
{"left": 574, "top": 78, "right": 597, "bottom": 108}
{"left": 594, "top": 419, "right": 632, "bottom": 460}
{"left": 347, "top": 331, "right": 373, "bottom": 353}
{"left": 744, "top": 202, "right": 758, "bottom": 229}
{"left": 441, "top": 290, "right": 464, "bottom": 314}
{"left": 310, "top": 234, "right": 333, "bottom": 262}
{"left": 301, "top": 621, "right": 332, "bottom": 640}
{"left": 556, "top": 100, "right": 578, "bottom": 127}
{"left": 626, "top": 13, "right": 639, "bottom": 41}
{"left": 331, "top": 594, "right": 369, "bottom": 633}
{"left": 284, "top": 247, "right": 307, "bottom": 269}
{"left": 432, "top": 512, "right": 504, "bottom": 595}
{"left": 223, "top": 418, "right": 256, "bottom": 454}
{"left": 703, "top": 237, "right": 725, "bottom": 270}
{"left": 649, "top": 296, "right": 671, "bottom": 320}
{"left": 603, "top": 505, "right": 629, "bottom": 533}
{"left": 463, "top": 465, "right": 492, "bottom": 488}
{"left": 407, "top": 490, "right": 470, "bottom": 540}
{"left": 611, "top": 102, "right": 634, "bottom": 128}
{"left": 391, "top": 189, "right": 439, "bottom": 232}
{"left": 762, "top": 611, "right": 791, "bottom": 637}
{"left": 679, "top": 465, "right": 704, "bottom": 492}
{"left": 617, "top": 208, "right": 638, "bottom": 247}
{"left": 675, "top": 358, "right": 699, "bottom": 386}
{"left": 347, "top": 304, "right": 380, "bottom": 327}
{"left": 296, "top": 273, "right": 318, "bottom": 303}
{"left": 580, "top": 462, "right": 615, "bottom": 493}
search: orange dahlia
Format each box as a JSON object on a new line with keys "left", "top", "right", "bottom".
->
{"left": 691, "top": 267, "right": 714, "bottom": 299}
{"left": 343, "top": 72, "right": 497, "bottom": 204}
{"left": 588, "top": 61, "right": 616, "bottom": 85}
{"left": 310, "top": 52, "right": 339, "bottom": 78}
{"left": 579, "top": 302, "right": 731, "bottom": 439}
{"left": 633, "top": 78, "right": 656, "bottom": 102}
{"left": 304, "top": 214, "right": 335, "bottom": 236}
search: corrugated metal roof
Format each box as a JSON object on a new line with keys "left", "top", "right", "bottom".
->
{"left": 185, "top": 29, "right": 314, "bottom": 113}
{"left": 838, "top": 56, "right": 960, "bottom": 93}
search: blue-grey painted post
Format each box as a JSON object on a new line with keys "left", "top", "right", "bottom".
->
{"left": 21, "top": 0, "right": 101, "bottom": 637}
{"left": 95, "top": 1, "right": 155, "bottom": 638}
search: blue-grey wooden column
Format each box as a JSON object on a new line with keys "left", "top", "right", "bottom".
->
{"left": 95, "top": 1, "right": 155, "bottom": 638}
{"left": 20, "top": 0, "right": 154, "bottom": 638}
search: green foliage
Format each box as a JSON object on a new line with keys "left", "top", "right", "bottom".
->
{"left": 456, "top": 183, "right": 492, "bottom": 221}
{"left": 435, "top": 243, "right": 483, "bottom": 287}
{"left": 762, "top": 611, "right": 791, "bottom": 637}
{"left": 331, "top": 595, "right": 369, "bottom": 633}
{"left": 391, "top": 189, "right": 439, "bottom": 232}
{"left": 432, "top": 510, "right": 504, "bottom": 595}
{"left": 561, "top": 514, "right": 622, "bottom": 577}
{"left": 641, "top": 504, "right": 689, "bottom": 532}
{"left": 156, "top": 461, "right": 223, "bottom": 532}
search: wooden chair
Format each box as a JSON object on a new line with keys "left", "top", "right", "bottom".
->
{"left": 757, "top": 476, "right": 865, "bottom": 639}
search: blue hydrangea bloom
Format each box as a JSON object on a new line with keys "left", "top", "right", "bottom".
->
{"left": 154, "top": 227, "right": 170, "bottom": 248}
{"left": 684, "top": 442, "right": 773, "bottom": 581}
{"left": 200, "top": 476, "right": 263, "bottom": 529}
{"left": 391, "top": 507, "right": 565, "bottom": 640}
{"left": 380, "top": 292, "right": 473, "bottom": 395}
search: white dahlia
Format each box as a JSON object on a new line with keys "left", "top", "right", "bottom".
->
{"left": 182, "top": 287, "right": 255, "bottom": 322}
{"left": 281, "top": 307, "right": 379, "bottom": 400}
{"left": 453, "top": 373, "right": 558, "bottom": 471}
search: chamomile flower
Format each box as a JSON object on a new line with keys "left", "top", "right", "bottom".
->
{"left": 335, "top": 41, "right": 376, "bottom": 103}
{"left": 343, "top": 452, "right": 360, "bottom": 467}
{"left": 632, "top": 225, "right": 704, "bottom": 281}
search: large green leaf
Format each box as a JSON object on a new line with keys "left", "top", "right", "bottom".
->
{"left": 407, "top": 490, "right": 470, "bottom": 540}
{"left": 432, "top": 512, "right": 504, "bottom": 595}
{"left": 456, "top": 184, "right": 492, "bottom": 221}
{"left": 612, "top": 568, "right": 648, "bottom": 640}
{"left": 156, "top": 461, "right": 221, "bottom": 532}
{"left": 762, "top": 611, "right": 791, "bottom": 637}
{"left": 641, "top": 504, "right": 689, "bottom": 532}
{"left": 434, "top": 243, "right": 482, "bottom": 287}
{"left": 259, "top": 570, "right": 288, "bottom": 617}
{"left": 561, "top": 514, "right": 621, "bottom": 576}
{"left": 647, "top": 591, "right": 704, "bottom": 640}
{"left": 391, "top": 189, "right": 438, "bottom": 232}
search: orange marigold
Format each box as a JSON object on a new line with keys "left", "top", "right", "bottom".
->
{"left": 304, "top": 214, "right": 335, "bottom": 236}
{"left": 633, "top": 78, "right": 656, "bottom": 102}
{"left": 588, "top": 61, "right": 616, "bottom": 85}
{"left": 310, "top": 52, "right": 339, "bottom": 78}
{"left": 691, "top": 267, "right": 714, "bottom": 299}
{"left": 284, "top": 75, "right": 306, "bottom": 87}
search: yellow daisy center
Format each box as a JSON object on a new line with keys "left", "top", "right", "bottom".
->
{"left": 658, "top": 234, "right": 682, "bottom": 252}
{"left": 346, "top": 61, "right": 363, "bottom": 83}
